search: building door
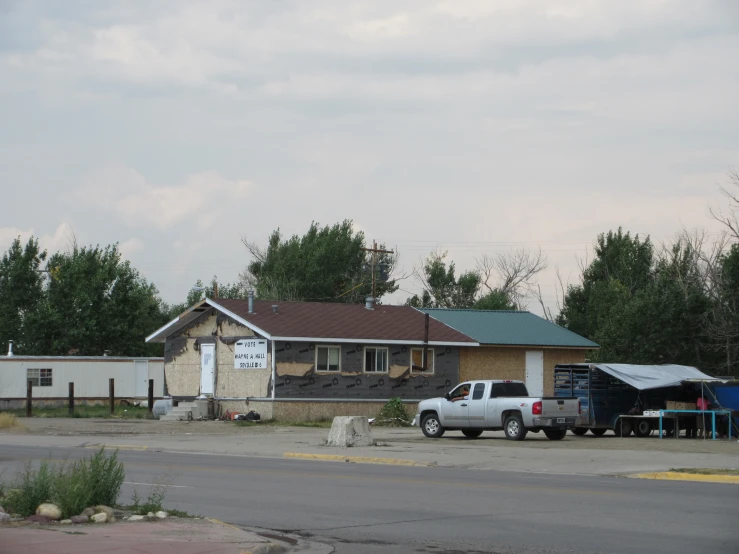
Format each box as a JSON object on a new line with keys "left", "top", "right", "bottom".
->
{"left": 134, "top": 361, "right": 148, "bottom": 397}
{"left": 200, "top": 344, "right": 215, "bottom": 396}
{"left": 525, "top": 350, "right": 544, "bottom": 397}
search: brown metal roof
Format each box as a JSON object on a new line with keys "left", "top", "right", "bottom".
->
{"left": 210, "top": 298, "right": 477, "bottom": 345}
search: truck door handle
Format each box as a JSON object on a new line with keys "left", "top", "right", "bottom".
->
{"left": 461, "top": 403, "right": 468, "bottom": 407}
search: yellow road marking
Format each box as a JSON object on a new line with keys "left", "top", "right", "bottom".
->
{"left": 208, "top": 517, "right": 244, "bottom": 532}
{"left": 84, "top": 444, "right": 148, "bottom": 451}
{"left": 283, "top": 452, "right": 428, "bottom": 467}
{"left": 630, "top": 472, "right": 739, "bottom": 484}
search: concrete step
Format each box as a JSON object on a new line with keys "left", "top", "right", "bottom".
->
{"left": 159, "top": 414, "right": 187, "bottom": 422}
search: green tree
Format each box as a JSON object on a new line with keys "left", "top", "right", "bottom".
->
{"left": 165, "top": 276, "right": 247, "bottom": 318}
{"left": 242, "top": 220, "right": 398, "bottom": 303}
{"left": 558, "top": 228, "right": 653, "bottom": 340}
{"left": 473, "top": 290, "right": 517, "bottom": 310}
{"left": 26, "top": 244, "right": 166, "bottom": 356}
{"left": 0, "top": 237, "right": 47, "bottom": 353}
{"left": 406, "top": 251, "right": 482, "bottom": 309}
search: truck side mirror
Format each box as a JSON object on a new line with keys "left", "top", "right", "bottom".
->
{"left": 444, "top": 392, "right": 451, "bottom": 401}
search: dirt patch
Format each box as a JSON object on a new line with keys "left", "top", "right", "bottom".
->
{"left": 669, "top": 467, "right": 739, "bottom": 475}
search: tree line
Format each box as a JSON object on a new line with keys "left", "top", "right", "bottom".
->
{"left": 3, "top": 183, "right": 739, "bottom": 375}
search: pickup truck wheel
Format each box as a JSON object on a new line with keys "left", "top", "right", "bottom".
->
{"left": 571, "top": 428, "right": 588, "bottom": 436}
{"left": 544, "top": 429, "right": 567, "bottom": 441}
{"left": 590, "top": 428, "right": 607, "bottom": 436}
{"left": 461, "top": 429, "right": 483, "bottom": 438}
{"left": 504, "top": 415, "right": 527, "bottom": 441}
{"left": 421, "top": 414, "right": 445, "bottom": 438}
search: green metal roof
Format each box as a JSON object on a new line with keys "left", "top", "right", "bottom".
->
{"left": 419, "top": 308, "right": 599, "bottom": 348}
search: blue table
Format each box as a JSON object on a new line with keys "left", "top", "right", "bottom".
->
{"left": 659, "top": 409, "right": 732, "bottom": 440}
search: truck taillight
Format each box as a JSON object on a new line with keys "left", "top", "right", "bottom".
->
{"left": 532, "top": 401, "right": 542, "bottom": 415}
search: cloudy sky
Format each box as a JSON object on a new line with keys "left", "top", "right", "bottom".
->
{"left": 2, "top": 0, "right": 738, "bottom": 313}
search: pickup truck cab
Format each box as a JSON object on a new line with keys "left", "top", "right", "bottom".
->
{"left": 415, "top": 380, "right": 580, "bottom": 441}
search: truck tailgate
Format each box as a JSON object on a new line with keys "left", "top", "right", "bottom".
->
{"left": 541, "top": 397, "right": 579, "bottom": 418}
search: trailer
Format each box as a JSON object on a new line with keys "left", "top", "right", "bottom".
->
{"left": 554, "top": 363, "right": 722, "bottom": 437}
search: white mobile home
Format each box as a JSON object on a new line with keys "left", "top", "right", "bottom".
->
{"left": 0, "top": 355, "right": 164, "bottom": 409}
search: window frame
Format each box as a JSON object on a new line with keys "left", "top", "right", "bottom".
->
{"left": 363, "top": 346, "right": 389, "bottom": 374}
{"left": 27, "top": 368, "right": 53, "bottom": 387}
{"left": 410, "top": 348, "right": 435, "bottom": 374}
{"left": 315, "top": 345, "right": 342, "bottom": 373}
{"left": 472, "top": 383, "right": 486, "bottom": 400}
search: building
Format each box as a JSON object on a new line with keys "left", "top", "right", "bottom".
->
{"left": 420, "top": 309, "right": 599, "bottom": 396}
{"left": 0, "top": 354, "right": 165, "bottom": 410}
{"left": 146, "top": 298, "right": 596, "bottom": 420}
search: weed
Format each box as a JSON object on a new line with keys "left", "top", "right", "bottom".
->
{"left": 86, "top": 447, "right": 125, "bottom": 507}
{"left": 167, "top": 508, "right": 197, "bottom": 518}
{"left": 9, "top": 461, "right": 54, "bottom": 516}
{"left": 0, "top": 412, "right": 22, "bottom": 429}
{"left": 374, "top": 398, "right": 411, "bottom": 427}
{"left": 129, "top": 483, "right": 167, "bottom": 515}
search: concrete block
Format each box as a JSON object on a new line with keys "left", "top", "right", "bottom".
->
{"left": 326, "top": 416, "right": 374, "bottom": 447}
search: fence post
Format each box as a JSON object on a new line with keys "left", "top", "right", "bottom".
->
{"left": 26, "top": 379, "right": 32, "bottom": 417}
{"left": 148, "top": 379, "right": 154, "bottom": 413}
{"left": 69, "top": 382, "right": 74, "bottom": 414}
{"left": 109, "top": 378, "right": 115, "bottom": 414}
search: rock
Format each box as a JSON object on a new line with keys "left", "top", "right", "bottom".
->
{"left": 155, "top": 511, "right": 168, "bottom": 519}
{"left": 36, "top": 503, "right": 62, "bottom": 520}
{"left": 128, "top": 514, "right": 146, "bottom": 521}
{"left": 91, "top": 513, "right": 108, "bottom": 524}
{"left": 70, "top": 515, "right": 88, "bottom": 524}
{"left": 26, "top": 514, "right": 52, "bottom": 524}
{"left": 60, "top": 519, "right": 72, "bottom": 524}
{"left": 94, "top": 505, "right": 114, "bottom": 519}
{"left": 81, "top": 507, "right": 95, "bottom": 518}
{"left": 326, "top": 416, "right": 374, "bottom": 447}
{"left": 0, "top": 513, "right": 10, "bottom": 524}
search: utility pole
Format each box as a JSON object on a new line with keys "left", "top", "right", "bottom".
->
{"left": 361, "top": 240, "right": 394, "bottom": 301}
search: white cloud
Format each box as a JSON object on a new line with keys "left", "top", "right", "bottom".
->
{"left": 119, "top": 237, "right": 144, "bottom": 257}
{"left": 79, "top": 165, "right": 255, "bottom": 230}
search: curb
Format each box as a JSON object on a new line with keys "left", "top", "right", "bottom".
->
{"left": 283, "top": 452, "right": 428, "bottom": 467}
{"left": 208, "top": 519, "right": 288, "bottom": 554}
{"left": 630, "top": 472, "right": 739, "bottom": 484}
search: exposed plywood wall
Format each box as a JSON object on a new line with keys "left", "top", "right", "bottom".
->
{"left": 460, "top": 347, "right": 526, "bottom": 383}
{"left": 216, "top": 338, "right": 271, "bottom": 398}
{"left": 271, "top": 400, "right": 420, "bottom": 422}
{"left": 460, "top": 347, "right": 589, "bottom": 395}
{"left": 164, "top": 337, "right": 201, "bottom": 396}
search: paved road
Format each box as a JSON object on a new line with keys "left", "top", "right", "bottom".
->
{"left": 0, "top": 445, "right": 735, "bottom": 554}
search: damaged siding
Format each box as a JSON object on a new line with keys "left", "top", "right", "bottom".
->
{"left": 273, "top": 341, "right": 460, "bottom": 400}
{"left": 164, "top": 310, "right": 270, "bottom": 398}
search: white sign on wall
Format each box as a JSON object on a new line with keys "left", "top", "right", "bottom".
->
{"left": 234, "top": 339, "right": 268, "bottom": 369}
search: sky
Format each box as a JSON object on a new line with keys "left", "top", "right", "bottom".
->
{"left": 1, "top": 0, "right": 738, "bottom": 314}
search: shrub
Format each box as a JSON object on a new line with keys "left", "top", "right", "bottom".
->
{"left": 53, "top": 459, "right": 92, "bottom": 517}
{"left": 374, "top": 398, "right": 412, "bottom": 427}
{"left": 86, "top": 447, "right": 125, "bottom": 507}
{"left": 0, "top": 413, "right": 21, "bottom": 429}
{"left": 9, "top": 461, "right": 54, "bottom": 517}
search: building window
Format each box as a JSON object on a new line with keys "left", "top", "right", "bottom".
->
{"left": 364, "top": 347, "right": 389, "bottom": 373}
{"left": 410, "top": 348, "right": 434, "bottom": 374}
{"left": 27, "top": 368, "right": 52, "bottom": 387}
{"left": 316, "top": 346, "right": 341, "bottom": 372}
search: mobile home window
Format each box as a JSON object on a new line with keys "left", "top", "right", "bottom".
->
{"left": 27, "top": 368, "right": 52, "bottom": 387}
{"left": 316, "top": 346, "right": 341, "bottom": 372}
{"left": 364, "top": 347, "right": 389, "bottom": 373}
{"left": 410, "top": 348, "right": 434, "bottom": 374}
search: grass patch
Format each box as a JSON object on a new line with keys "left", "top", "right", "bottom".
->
{"left": 233, "top": 418, "right": 333, "bottom": 428}
{"left": 167, "top": 508, "right": 199, "bottom": 518}
{"left": 670, "top": 468, "right": 739, "bottom": 476}
{"left": 6, "top": 405, "right": 154, "bottom": 419}
{"left": 0, "top": 412, "right": 24, "bottom": 429}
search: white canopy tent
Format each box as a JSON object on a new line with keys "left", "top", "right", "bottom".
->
{"left": 592, "top": 364, "right": 721, "bottom": 391}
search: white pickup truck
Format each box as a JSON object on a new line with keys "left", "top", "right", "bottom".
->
{"left": 415, "top": 380, "right": 580, "bottom": 441}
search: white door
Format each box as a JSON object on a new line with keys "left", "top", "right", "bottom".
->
{"left": 200, "top": 344, "right": 215, "bottom": 396}
{"left": 134, "top": 361, "right": 148, "bottom": 397}
{"left": 525, "top": 350, "right": 544, "bottom": 397}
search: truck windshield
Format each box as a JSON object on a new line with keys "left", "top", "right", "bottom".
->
{"left": 491, "top": 382, "right": 529, "bottom": 397}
